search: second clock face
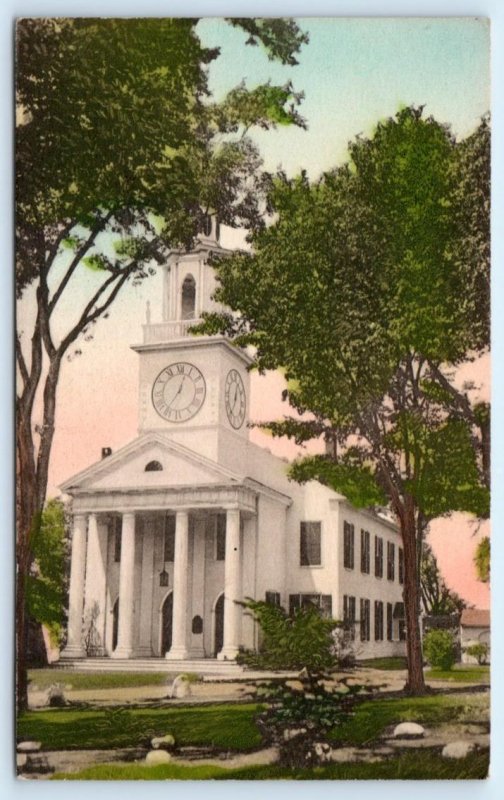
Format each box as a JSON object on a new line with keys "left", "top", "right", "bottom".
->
{"left": 225, "top": 369, "right": 246, "bottom": 429}
{"left": 152, "top": 362, "right": 206, "bottom": 423}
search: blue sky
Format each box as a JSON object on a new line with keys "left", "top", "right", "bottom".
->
{"left": 199, "top": 17, "right": 489, "bottom": 178}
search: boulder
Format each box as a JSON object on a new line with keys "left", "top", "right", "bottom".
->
{"left": 313, "top": 742, "right": 332, "bottom": 762}
{"left": 151, "top": 734, "right": 176, "bottom": 751}
{"left": 170, "top": 674, "right": 192, "bottom": 699}
{"left": 442, "top": 741, "right": 476, "bottom": 759}
{"left": 17, "top": 741, "right": 42, "bottom": 753}
{"left": 16, "top": 754, "right": 27, "bottom": 769}
{"left": 392, "top": 722, "right": 425, "bottom": 739}
{"left": 145, "top": 749, "right": 172, "bottom": 765}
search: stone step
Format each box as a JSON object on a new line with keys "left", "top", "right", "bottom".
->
{"left": 55, "top": 657, "right": 245, "bottom": 675}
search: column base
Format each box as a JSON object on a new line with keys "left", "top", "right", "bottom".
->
{"left": 217, "top": 647, "right": 238, "bottom": 661}
{"left": 110, "top": 648, "right": 135, "bottom": 659}
{"left": 59, "top": 645, "right": 86, "bottom": 660}
{"left": 165, "top": 647, "right": 190, "bottom": 660}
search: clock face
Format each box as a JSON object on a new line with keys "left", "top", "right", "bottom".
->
{"left": 225, "top": 369, "right": 246, "bottom": 429}
{"left": 152, "top": 362, "right": 206, "bottom": 423}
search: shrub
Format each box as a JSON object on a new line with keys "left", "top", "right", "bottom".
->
{"left": 236, "top": 599, "right": 337, "bottom": 673}
{"left": 464, "top": 643, "right": 489, "bottom": 665}
{"left": 423, "top": 629, "right": 456, "bottom": 670}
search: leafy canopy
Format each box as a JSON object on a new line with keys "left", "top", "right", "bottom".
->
{"left": 201, "top": 107, "right": 489, "bottom": 522}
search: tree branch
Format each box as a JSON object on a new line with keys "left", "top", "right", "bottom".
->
{"left": 15, "top": 333, "right": 29, "bottom": 387}
{"left": 48, "top": 210, "right": 115, "bottom": 315}
{"left": 58, "top": 268, "right": 131, "bottom": 357}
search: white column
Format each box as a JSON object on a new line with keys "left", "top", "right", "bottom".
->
{"left": 61, "top": 514, "right": 87, "bottom": 658}
{"left": 137, "top": 521, "right": 155, "bottom": 656}
{"left": 82, "top": 514, "right": 107, "bottom": 656}
{"left": 166, "top": 510, "right": 190, "bottom": 659}
{"left": 218, "top": 508, "right": 242, "bottom": 660}
{"left": 111, "top": 512, "right": 136, "bottom": 658}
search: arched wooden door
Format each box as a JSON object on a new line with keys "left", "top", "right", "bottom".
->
{"left": 112, "top": 598, "right": 119, "bottom": 651}
{"left": 214, "top": 594, "right": 225, "bottom": 656}
{"left": 161, "top": 593, "right": 173, "bottom": 656}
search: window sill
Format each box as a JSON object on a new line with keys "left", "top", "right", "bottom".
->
{"left": 300, "top": 564, "right": 323, "bottom": 569}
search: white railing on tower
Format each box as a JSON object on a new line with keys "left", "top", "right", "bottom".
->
{"left": 143, "top": 319, "right": 204, "bottom": 343}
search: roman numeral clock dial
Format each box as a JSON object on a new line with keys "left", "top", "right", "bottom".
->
{"left": 225, "top": 369, "right": 246, "bottom": 429}
{"left": 152, "top": 362, "right": 206, "bottom": 423}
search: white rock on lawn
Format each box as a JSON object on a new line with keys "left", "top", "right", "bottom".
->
{"left": 442, "top": 741, "right": 476, "bottom": 759}
{"left": 17, "top": 741, "right": 42, "bottom": 753}
{"left": 392, "top": 722, "right": 425, "bottom": 739}
{"left": 145, "top": 749, "right": 172, "bottom": 765}
{"left": 170, "top": 674, "right": 192, "bottom": 699}
{"left": 151, "top": 734, "right": 175, "bottom": 750}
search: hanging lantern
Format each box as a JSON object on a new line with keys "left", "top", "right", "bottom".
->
{"left": 159, "top": 567, "right": 169, "bottom": 587}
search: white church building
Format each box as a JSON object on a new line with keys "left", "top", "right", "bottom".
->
{"left": 60, "top": 219, "right": 406, "bottom": 666}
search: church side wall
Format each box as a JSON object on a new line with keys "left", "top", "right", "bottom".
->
{"left": 337, "top": 504, "right": 406, "bottom": 659}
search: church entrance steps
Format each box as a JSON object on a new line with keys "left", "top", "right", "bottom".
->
{"left": 55, "top": 657, "right": 246, "bottom": 676}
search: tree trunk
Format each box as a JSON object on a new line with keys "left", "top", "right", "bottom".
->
{"left": 400, "top": 495, "right": 427, "bottom": 695}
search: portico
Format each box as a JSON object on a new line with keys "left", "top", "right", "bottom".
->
{"left": 61, "top": 475, "right": 258, "bottom": 663}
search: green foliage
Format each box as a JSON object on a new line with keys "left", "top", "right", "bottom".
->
{"left": 237, "top": 599, "right": 337, "bottom": 672}
{"left": 423, "top": 629, "right": 456, "bottom": 671}
{"left": 289, "top": 454, "right": 387, "bottom": 508}
{"left": 205, "top": 107, "right": 489, "bottom": 523}
{"left": 464, "top": 643, "right": 489, "bottom": 665}
{"left": 259, "top": 678, "right": 362, "bottom": 732}
{"left": 226, "top": 18, "right": 309, "bottom": 65}
{"left": 25, "top": 499, "right": 69, "bottom": 646}
{"left": 474, "top": 536, "right": 490, "bottom": 583}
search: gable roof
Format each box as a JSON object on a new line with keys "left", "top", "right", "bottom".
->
{"left": 59, "top": 432, "right": 243, "bottom": 494}
{"left": 460, "top": 609, "right": 490, "bottom": 628}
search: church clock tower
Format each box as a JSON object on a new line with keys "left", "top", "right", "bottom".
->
{"left": 132, "top": 216, "right": 252, "bottom": 469}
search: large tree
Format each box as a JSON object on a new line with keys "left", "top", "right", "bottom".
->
{"left": 15, "top": 17, "right": 308, "bottom": 711}
{"left": 199, "top": 108, "right": 490, "bottom": 694}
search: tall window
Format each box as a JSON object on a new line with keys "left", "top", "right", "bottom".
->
{"left": 289, "top": 593, "right": 332, "bottom": 619}
{"left": 374, "top": 600, "right": 384, "bottom": 641}
{"left": 181, "top": 274, "right": 196, "bottom": 319}
{"left": 387, "top": 542, "right": 395, "bottom": 581}
{"left": 387, "top": 602, "right": 393, "bottom": 641}
{"left": 164, "top": 515, "right": 175, "bottom": 562}
{"left": 343, "top": 521, "right": 355, "bottom": 569}
{"left": 112, "top": 517, "right": 122, "bottom": 563}
{"left": 374, "top": 536, "right": 383, "bottom": 578}
{"left": 398, "top": 547, "right": 404, "bottom": 584}
{"left": 216, "top": 514, "right": 226, "bottom": 561}
{"left": 360, "top": 598, "right": 370, "bottom": 642}
{"left": 300, "top": 522, "right": 322, "bottom": 566}
{"left": 360, "top": 529, "right": 370, "bottom": 573}
{"left": 343, "top": 594, "right": 356, "bottom": 639}
{"left": 265, "top": 591, "right": 281, "bottom": 607}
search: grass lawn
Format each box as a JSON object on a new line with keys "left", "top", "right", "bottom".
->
{"left": 18, "top": 703, "right": 263, "bottom": 751}
{"left": 357, "top": 657, "right": 407, "bottom": 670}
{"left": 329, "top": 692, "right": 488, "bottom": 746}
{"left": 426, "top": 665, "right": 490, "bottom": 683}
{"left": 52, "top": 750, "right": 489, "bottom": 780}
{"left": 28, "top": 669, "right": 173, "bottom": 691}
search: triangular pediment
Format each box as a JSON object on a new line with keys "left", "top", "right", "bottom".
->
{"left": 60, "top": 433, "right": 243, "bottom": 494}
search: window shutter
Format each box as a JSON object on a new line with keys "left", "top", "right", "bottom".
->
{"left": 321, "top": 595, "right": 333, "bottom": 618}
{"left": 289, "top": 594, "right": 301, "bottom": 616}
{"left": 265, "top": 591, "right": 281, "bottom": 607}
